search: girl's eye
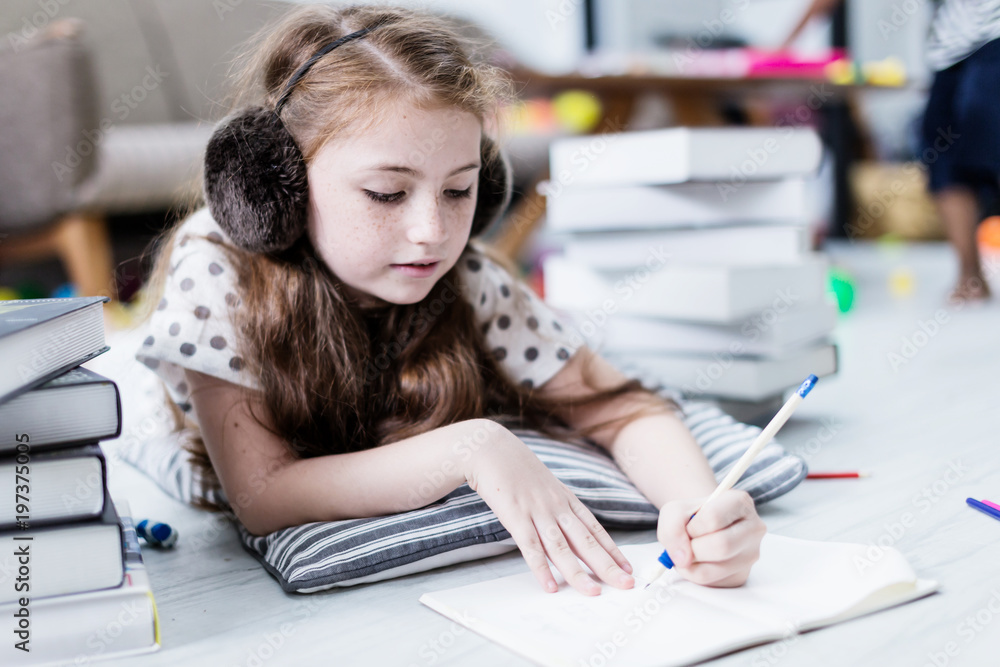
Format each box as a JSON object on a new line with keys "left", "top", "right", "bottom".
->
{"left": 364, "top": 190, "right": 404, "bottom": 203}
{"left": 446, "top": 187, "right": 473, "bottom": 199}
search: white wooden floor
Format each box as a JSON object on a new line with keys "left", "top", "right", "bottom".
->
{"left": 99, "top": 239, "right": 1000, "bottom": 667}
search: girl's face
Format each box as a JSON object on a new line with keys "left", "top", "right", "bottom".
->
{"left": 306, "top": 102, "right": 482, "bottom": 306}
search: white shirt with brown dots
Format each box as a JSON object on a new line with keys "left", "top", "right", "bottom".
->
{"left": 134, "top": 208, "right": 582, "bottom": 418}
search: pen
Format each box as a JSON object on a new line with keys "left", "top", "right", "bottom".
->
{"left": 967, "top": 498, "right": 1000, "bottom": 523}
{"left": 643, "top": 375, "right": 818, "bottom": 588}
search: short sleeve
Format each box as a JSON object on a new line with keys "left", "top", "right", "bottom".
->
{"left": 458, "top": 247, "right": 583, "bottom": 389}
{"left": 135, "top": 208, "right": 259, "bottom": 412}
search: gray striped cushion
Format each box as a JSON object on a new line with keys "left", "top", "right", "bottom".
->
{"left": 114, "top": 392, "right": 806, "bottom": 591}
{"left": 235, "top": 403, "right": 806, "bottom": 592}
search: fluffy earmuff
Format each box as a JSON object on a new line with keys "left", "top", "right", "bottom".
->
{"left": 203, "top": 107, "right": 309, "bottom": 254}
{"left": 472, "top": 134, "right": 512, "bottom": 238}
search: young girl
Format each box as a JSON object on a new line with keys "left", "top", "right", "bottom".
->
{"left": 135, "top": 4, "right": 765, "bottom": 597}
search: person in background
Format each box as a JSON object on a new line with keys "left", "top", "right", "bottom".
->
{"left": 786, "top": 0, "right": 1000, "bottom": 301}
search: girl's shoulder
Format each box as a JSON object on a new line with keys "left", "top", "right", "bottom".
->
{"left": 163, "top": 208, "right": 243, "bottom": 299}
{"left": 170, "top": 207, "right": 238, "bottom": 261}
{"left": 454, "top": 243, "right": 583, "bottom": 389}
{"left": 136, "top": 208, "right": 256, "bottom": 400}
{"left": 454, "top": 242, "right": 528, "bottom": 314}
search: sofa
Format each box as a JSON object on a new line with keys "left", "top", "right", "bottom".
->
{"left": 0, "top": 0, "right": 552, "bottom": 302}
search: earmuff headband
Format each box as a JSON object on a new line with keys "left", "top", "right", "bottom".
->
{"left": 275, "top": 22, "right": 386, "bottom": 114}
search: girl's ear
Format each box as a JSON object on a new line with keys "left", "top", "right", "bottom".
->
{"left": 203, "top": 107, "right": 310, "bottom": 253}
{"left": 470, "top": 135, "right": 512, "bottom": 238}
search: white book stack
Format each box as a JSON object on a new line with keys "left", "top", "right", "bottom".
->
{"left": 542, "top": 126, "right": 839, "bottom": 406}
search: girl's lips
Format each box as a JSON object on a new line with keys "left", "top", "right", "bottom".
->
{"left": 391, "top": 261, "right": 439, "bottom": 277}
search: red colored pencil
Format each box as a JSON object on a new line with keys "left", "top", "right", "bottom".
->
{"left": 806, "top": 471, "right": 869, "bottom": 479}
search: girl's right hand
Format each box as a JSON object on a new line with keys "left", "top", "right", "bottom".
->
{"left": 464, "top": 425, "right": 635, "bottom": 596}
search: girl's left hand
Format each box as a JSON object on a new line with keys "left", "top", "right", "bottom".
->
{"left": 656, "top": 489, "right": 765, "bottom": 587}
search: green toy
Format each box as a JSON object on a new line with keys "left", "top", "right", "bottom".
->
{"left": 828, "top": 267, "right": 855, "bottom": 313}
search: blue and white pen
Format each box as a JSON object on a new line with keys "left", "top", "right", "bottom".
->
{"left": 642, "top": 375, "right": 819, "bottom": 588}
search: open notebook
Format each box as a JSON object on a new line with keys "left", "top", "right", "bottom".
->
{"left": 419, "top": 534, "right": 939, "bottom": 667}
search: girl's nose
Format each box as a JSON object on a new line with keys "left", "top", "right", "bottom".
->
{"left": 407, "top": 199, "right": 448, "bottom": 245}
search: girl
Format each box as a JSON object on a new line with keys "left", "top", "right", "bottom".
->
{"left": 135, "top": 4, "right": 765, "bottom": 597}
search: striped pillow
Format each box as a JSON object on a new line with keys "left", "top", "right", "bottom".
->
{"left": 234, "top": 402, "right": 806, "bottom": 592}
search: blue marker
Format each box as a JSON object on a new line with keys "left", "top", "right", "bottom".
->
{"left": 644, "top": 376, "right": 818, "bottom": 586}
{"left": 136, "top": 519, "right": 178, "bottom": 548}
{"left": 967, "top": 498, "right": 1000, "bottom": 523}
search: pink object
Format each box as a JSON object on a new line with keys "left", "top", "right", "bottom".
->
{"left": 677, "top": 47, "right": 848, "bottom": 80}
{"left": 745, "top": 48, "right": 848, "bottom": 78}
{"left": 982, "top": 499, "right": 1000, "bottom": 512}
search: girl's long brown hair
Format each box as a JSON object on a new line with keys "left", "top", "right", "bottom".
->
{"left": 139, "top": 4, "right": 671, "bottom": 511}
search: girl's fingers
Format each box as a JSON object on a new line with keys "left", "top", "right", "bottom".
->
{"left": 686, "top": 490, "right": 757, "bottom": 538}
{"left": 688, "top": 514, "right": 764, "bottom": 564}
{"left": 505, "top": 520, "right": 560, "bottom": 593}
{"left": 570, "top": 502, "right": 634, "bottom": 576}
{"left": 656, "top": 499, "right": 701, "bottom": 568}
{"left": 533, "top": 518, "right": 602, "bottom": 596}
{"left": 678, "top": 558, "right": 754, "bottom": 587}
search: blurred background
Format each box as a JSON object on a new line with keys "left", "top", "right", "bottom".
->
{"left": 1, "top": 0, "right": 997, "bottom": 411}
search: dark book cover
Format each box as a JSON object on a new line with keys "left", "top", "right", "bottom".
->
{"left": 0, "top": 296, "right": 108, "bottom": 339}
{"left": 0, "top": 367, "right": 123, "bottom": 451}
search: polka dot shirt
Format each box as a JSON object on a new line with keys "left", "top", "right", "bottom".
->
{"left": 135, "top": 208, "right": 582, "bottom": 418}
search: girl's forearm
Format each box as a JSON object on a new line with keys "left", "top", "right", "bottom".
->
{"left": 243, "top": 418, "right": 504, "bottom": 535}
{"left": 607, "top": 411, "right": 718, "bottom": 509}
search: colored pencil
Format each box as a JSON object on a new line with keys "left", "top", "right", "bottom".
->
{"left": 806, "top": 471, "right": 869, "bottom": 479}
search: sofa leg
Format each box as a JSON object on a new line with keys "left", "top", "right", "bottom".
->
{"left": 53, "top": 212, "right": 117, "bottom": 301}
{"left": 0, "top": 212, "right": 117, "bottom": 302}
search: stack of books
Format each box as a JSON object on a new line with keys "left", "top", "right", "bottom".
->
{"left": 542, "top": 127, "right": 838, "bottom": 409}
{"left": 0, "top": 297, "right": 160, "bottom": 663}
